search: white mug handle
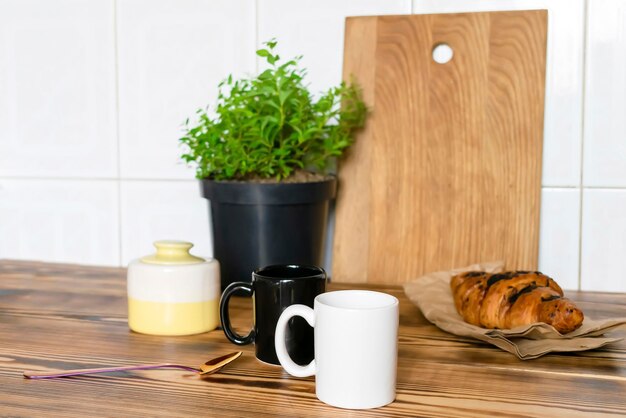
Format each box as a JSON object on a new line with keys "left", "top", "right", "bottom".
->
{"left": 274, "top": 304, "right": 316, "bottom": 377}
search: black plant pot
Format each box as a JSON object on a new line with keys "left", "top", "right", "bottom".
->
{"left": 201, "top": 176, "right": 337, "bottom": 290}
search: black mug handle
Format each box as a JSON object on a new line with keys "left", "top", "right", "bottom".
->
{"left": 220, "top": 281, "right": 255, "bottom": 345}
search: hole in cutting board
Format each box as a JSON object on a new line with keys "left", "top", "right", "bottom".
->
{"left": 432, "top": 43, "right": 453, "bottom": 64}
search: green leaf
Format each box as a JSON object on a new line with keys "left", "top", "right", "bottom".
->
{"left": 258, "top": 69, "right": 273, "bottom": 80}
{"left": 267, "top": 54, "right": 279, "bottom": 65}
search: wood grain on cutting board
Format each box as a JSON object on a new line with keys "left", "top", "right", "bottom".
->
{"left": 333, "top": 11, "right": 547, "bottom": 284}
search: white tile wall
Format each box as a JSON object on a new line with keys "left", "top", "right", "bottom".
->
{"left": 1, "top": 1, "right": 625, "bottom": 292}
{"left": 538, "top": 189, "right": 581, "bottom": 290}
{"left": 120, "top": 180, "right": 211, "bottom": 265}
{"left": 581, "top": 189, "right": 626, "bottom": 292}
{"left": 117, "top": 0, "right": 256, "bottom": 179}
{"left": 0, "top": 0, "right": 117, "bottom": 178}
{"left": 0, "top": 179, "right": 119, "bottom": 265}
{"left": 583, "top": 0, "right": 626, "bottom": 187}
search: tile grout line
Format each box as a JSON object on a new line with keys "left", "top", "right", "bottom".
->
{"left": 577, "top": 0, "right": 590, "bottom": 291}
{"left": 255, "top": 0, "right": 260, "bottom": 74}
{"left": 3, "top": 175, "right": 626, "bottom": 190}
{"left": 4, "top": 175, "right": 626, "bottom": 190}
{"left": 0, "top": 176, "right": 199, "bottom": 182}
{"left": 113, "top": 0, "right": 123, "bottom": 267}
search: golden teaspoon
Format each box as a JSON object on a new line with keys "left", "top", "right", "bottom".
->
{"left": 23, "top": 351, "right": 242, "bottom": 379}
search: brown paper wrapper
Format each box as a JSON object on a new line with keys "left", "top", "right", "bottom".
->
{"left": 403, "top": 261, "right": 626, "bottom": 359}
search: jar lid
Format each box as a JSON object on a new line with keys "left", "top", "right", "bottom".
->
{"left": 140, "top": 240, "right": 205, "bottom": 265}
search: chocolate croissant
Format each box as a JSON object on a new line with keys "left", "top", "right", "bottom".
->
{"left": 450, "top": 271, "right": 584, "bottom": 334}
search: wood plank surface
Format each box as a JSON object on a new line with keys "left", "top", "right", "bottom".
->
{"left": 334, "top": 11, "right": 547, "bottom": 284}
{"left": 1, "top": 260, "right": 626, "bottom": 417}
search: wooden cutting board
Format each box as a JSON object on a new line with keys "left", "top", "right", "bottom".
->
{"left": 332, "top": 11, "right": 547, "bottom": 284}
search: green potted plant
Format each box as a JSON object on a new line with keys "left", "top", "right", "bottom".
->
{"left": 180, "top": 40, "right": 367, "bottom": 289}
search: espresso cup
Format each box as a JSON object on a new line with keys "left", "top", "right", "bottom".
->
{"left": 274, "top": 290, "right": 399, "bottom": 409}
{"left": 220, "top": 264, "right": 327, "bottom": 365}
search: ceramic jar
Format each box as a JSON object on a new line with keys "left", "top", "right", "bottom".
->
{"left": 127, "top": 240, "right": 220, "bottom": 336}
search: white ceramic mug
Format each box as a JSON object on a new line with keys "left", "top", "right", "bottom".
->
{"left": 274, "top": 290, "right": 399, "bottom": 409}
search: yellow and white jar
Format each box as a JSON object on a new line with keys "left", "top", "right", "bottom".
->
{"left": 127, "top": 240, "right": 220, "bottom": 336}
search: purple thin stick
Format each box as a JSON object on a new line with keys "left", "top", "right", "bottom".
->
{"left": 24, "top": 363, "right": 201, "bottom": 379}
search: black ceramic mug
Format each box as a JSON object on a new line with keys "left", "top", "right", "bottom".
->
{"left": 219, "top": 265, "right": 327, "bottom": 365}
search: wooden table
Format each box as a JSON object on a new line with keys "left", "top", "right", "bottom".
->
{"left": 2, "top": 261, "right": 626, "bottom": 417}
